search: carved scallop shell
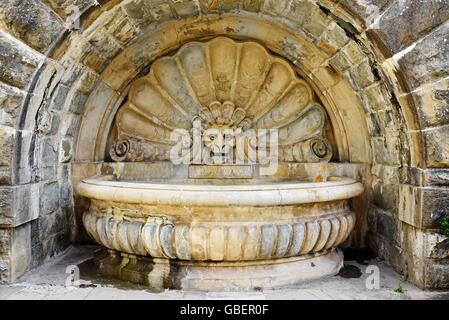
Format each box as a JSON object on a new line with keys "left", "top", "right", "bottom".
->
{"left": 111, "top": 37, "right": 332, "bottom": 163}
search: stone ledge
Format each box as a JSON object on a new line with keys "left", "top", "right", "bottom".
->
{"left": 0, "top": 184, "right": 39, "bottom": 228}
{"left": 407, "top": 167, "right": 449, "bottom": 187}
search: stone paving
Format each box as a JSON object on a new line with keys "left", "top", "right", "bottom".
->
{"left": 1, "top": 245, "right": 448, "bottom": 300}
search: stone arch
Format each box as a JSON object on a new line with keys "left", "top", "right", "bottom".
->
{"left": 0, "top": 0, "right": 448, "bottom": 288}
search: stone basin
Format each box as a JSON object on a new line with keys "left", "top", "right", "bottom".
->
{"left": 76, "top": 172, "right": 363, "bottom": 291}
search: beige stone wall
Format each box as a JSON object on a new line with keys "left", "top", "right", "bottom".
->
{"left": 0, "top": 0, "right": 448, "bottom": 288}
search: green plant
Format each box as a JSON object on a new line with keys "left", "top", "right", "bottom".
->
{"left": 440, "top": 218, "right": 449, "bottom": 238}
{"left": 394, "top": 283, "right": 404, "bottom": 294}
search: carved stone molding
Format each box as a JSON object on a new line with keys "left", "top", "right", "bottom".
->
{"left": 83, "top": 206, "right": 355, "bottom": 261}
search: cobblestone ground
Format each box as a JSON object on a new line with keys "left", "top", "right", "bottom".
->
{"left": 0, "top": 245, "right": 448, "bottom": 300}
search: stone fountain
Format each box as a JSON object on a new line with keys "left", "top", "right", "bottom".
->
{"left": 76, "top": 37, "right": 363, "bottom": 291}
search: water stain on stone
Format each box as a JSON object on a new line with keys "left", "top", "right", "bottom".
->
{"left": 338, "top": 264, "right": 362, "bottom": 279}
{"left": 77, "top": 258, "right": 165, "bottom": 293}
{"left": 343, "top": 248, "right": 377, "bottom": 265}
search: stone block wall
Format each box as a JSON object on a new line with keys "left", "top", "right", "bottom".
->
{"left": 0, "top": 0, "right": 447, "bottom": 289}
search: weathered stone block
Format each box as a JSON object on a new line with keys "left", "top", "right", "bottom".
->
{"left": 370, "top": 0, "right": 449, "bottom": 55}
{"left": 341, "top": 41, "right": 365, "bottom": 65}
{"left": 365, "top": 112, "right": 382, "bottom": 136}
{"left": 0, "top": 0, "right": 66, "bottom": 53}
{"left": 49, "top": 84, "right": 70, "bottom": 111}
{"left": 329, "top": 50, "right": 352, "bottom": 72}
{"left": 40, "top": 137, "right": 59, "bottom": 165}
{"left": 42, "top": 232, "right": 70, "bottom": 260}
{"left": 15, "top": 130, "right": 33, "bottom": 176}
{"left": 102, "top": 9, "right": 139, "bottom": 45}
{"left": 15, "top": 185, "right": 39, "bottom": 227}
{"left": 371, "top": 135, "right": 400, "bottom": 166}
{"left": 67, "top": 89, "right": 88, "bottom": 114}
{"left": 122, "top": 0, "right": 174, "bottom": 28}
{"left": 0, "top": 184, "right": 39, "bottom": 227}
{"left": 399, "top": 184, "right": 449, "bottom": 229}
{"left": 41, "top": 0, "right": 97, "bottom": 19}
{"left": 80, "top": 43, "right": 108, "bottom": 73}
{"left": 30, "top": 242, "right": 45, "bottom": 269}
{"left": 0, "top": 31, "right": 42, "bottom": 89}
{"left": 372, "top": 178, "right": 398, "bottom": 212}
{"left": 376, "top": 209, "right": 396, "bottom": 242}
{"left": 0, "top": 127, "right": 15, "bottom": 168}
{"left": 88, "top": 32, "right": 122, "bottom": 61}
{"left": 411, "top": 77, "right": 449, "bottom": 128}
{"left": 0, "top": 228, "right": 10, "bottom": 254}
{"left": 0, "top": 83, "right": 25, "bottom": 128}
{"left": 0, "top": 168, "right": 11, "bottom": 186}
{"left": 40, "top": 182, "right": 60, "bottom": 215}
{"left": 349, "top": 60, "right": 377, "bottom": 89}
{"left": 198, "top": 0, "right": 218, "bottom": 12}
{"left": 423, "top": 259, "right": 449, "bottom": 289}
{"left": 0, "top": 188, "right": 13, "bottom": 224}
{"left": 301, "top": 6, "right": 330, "bottom": 39}
{"left": 0, "top": 255, "right": 9, "bottom": 283}
{"left": 361, "top": 82, "right": 388, "bottom": 111}
{"left": 82, "top": 33, "right": 122, "bottom": 73}
{"left": 40, "top": 165, "right": 58, "bottom": 182}
{"left": 372, "top": 164, "right": 400, "bottom": 185}
{"left": 59, "top": 63, "right": 85, "bottom": 88}
{"left": 285, "top": 0, "right": 316, "bottom": 28}
{"left": 60, "top": 112, "right": 80, "bottom": 137}
{"left": 169, "top": 0, "right": 200, "bottom": 17}
{"left": 59, "top": 139, "right": 73, "bottom": 163}
{"left": 420, "top": 168, "right": 449, "bottom": 186}
{"left": 9, "top": 222, "right": 31, "bottom": 281}
{"left": 338, "top": 0, "right": 391, "bottom": 24}
{"left": 318, "top": 22, "right": 350, "bottom": 55}
{"left": 242, "top": 0, "right": 263, "bottom": 12}
{"left": 51, "top": 68, "right": 93, "bottom": 112}
{"left": 38, "top": 210, "right": 67, "bottom": 241}
{"left": 366, "top": 226, "right": 406, "bottom": 277}
{"left": 261, "top": 0, "right": 289, "bottom": 16}
{"left": 398, "top": 22, "right": 449, "bottom": 90}
{"left": 423, "top": 125, "right": 449, "bottom": 167}
{"left": 74, "top": 68, "right": 98, "bottom": 94}
{"left": 399, "top": 225, "right": 448, "bottom": 289}
{"left": 218, "top": 0, "right": 242, "bottom": 12}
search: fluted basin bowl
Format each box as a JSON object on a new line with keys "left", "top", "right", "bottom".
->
{"left": 76, "top": 172, "right": 363, "bottom": 291}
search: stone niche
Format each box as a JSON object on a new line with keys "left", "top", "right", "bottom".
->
{"left": 75, "top": 37, "right": 366, "bottom": 291}
{"left": 107, "top": 37, "right": 335, "bottom": 165}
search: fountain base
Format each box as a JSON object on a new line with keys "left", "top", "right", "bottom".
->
{"left": 93, "top": 248, "right": 343, "bottom": 291}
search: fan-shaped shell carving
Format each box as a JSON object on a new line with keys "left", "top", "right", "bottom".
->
{"left": 111, "top": 37, "right": 332, "bottom": 163}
